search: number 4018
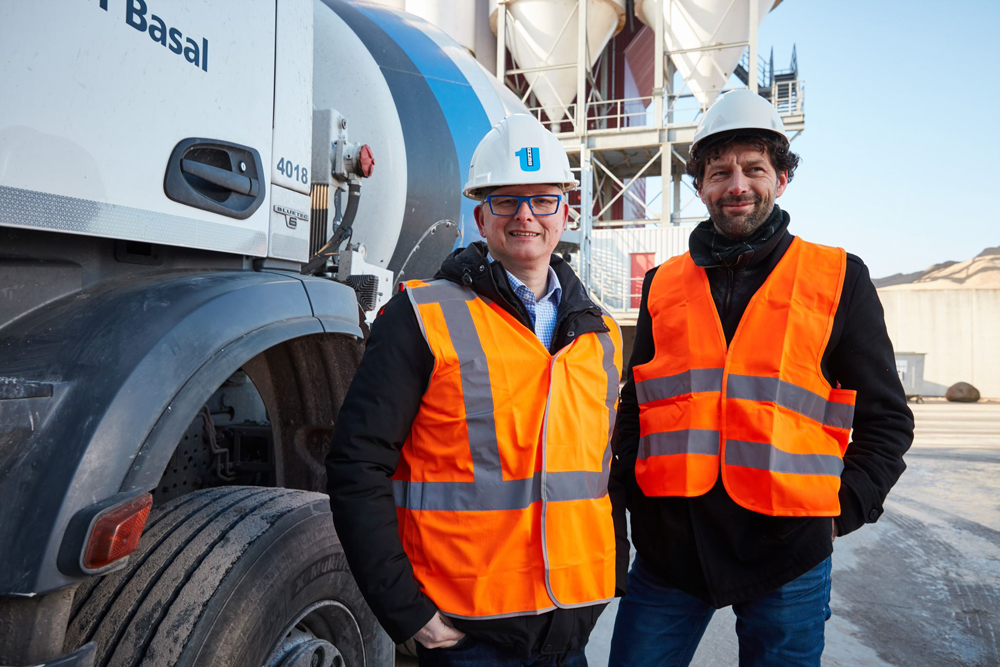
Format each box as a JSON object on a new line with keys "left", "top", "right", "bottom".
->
{"left": 277, "top": 158, "right": 308, "bottom": 185}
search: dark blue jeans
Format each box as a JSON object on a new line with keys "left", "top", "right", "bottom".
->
{"left": 608, "top": 555, "right": 832, "bottom": 667}
{"left": 416, "top": 636, "right": 588, "bottom": 667}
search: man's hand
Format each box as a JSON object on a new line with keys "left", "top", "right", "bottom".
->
{"left": 413, "top": 612, "right": 466, "bottom": 649}
{"left": 832, "top": 518, "right": 838, "bottom": 542}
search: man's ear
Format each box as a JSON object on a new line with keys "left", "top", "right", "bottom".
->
{"left": 775, "top": 171, "right": 789, "bottom": 199}
{"left": 473, "top": 204, "right": 487, "bottom": 237}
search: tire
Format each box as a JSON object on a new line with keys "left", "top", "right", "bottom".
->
{"left": 65, "top": 487, "right": 393, "bottom": 667}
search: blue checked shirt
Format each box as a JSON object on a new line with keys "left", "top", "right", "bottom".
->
{"left": 488, "top": 253, "right": 562, "bottom": 351}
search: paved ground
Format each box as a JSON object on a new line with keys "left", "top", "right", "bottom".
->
{"left": 585, "top": 400, "right": 1000, "bottom": 667}
{"left": 399, "top": 400, "right": 1000, "bottom": 666}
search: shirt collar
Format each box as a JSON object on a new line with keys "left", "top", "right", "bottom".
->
{"left": 486, "top": 252, "right": 562, "bottom": 303}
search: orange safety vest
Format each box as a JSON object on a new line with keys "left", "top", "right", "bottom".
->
{"left": 633, "top": 238, "right": 856, "bottom": 517}
{"left": 395, "top": 278, "right": 623, "bottom": 619}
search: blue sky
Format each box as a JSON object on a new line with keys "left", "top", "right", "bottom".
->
{"left": 658, "top": 0, "right": 1000, "bottom": 278}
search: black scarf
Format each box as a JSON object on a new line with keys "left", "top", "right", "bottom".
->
{"left": 689, "top": 204, "right": 790, "bottom": 269}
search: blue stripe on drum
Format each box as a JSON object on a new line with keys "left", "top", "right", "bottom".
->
{"left": 322, "top": 0, "right": 463, "bottom": 277}
{"left": 352, "top": 3, "right": 492, "bottom": 247}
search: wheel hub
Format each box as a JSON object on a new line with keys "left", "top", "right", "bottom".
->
{"left": 278, "top": 639, "right": 344, "bottom": 667}
{"left": 264, "top": 600, "right": 364, "bottom": 667}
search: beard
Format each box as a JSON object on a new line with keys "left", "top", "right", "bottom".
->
{"left": 706, "top": 190, "right": 775, "bottom": 239}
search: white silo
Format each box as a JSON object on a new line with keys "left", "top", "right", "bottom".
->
{"left": 634, "top": 0, "right": 777, "bottom": 109}
{"left": 363, "top": 0, "right": 496, "bottom": 70}
{"left": 489, "top": 0, "right": 626, "bottom": 126}
{"left": 406, "top": 0, "right": 478, "bottom": 55}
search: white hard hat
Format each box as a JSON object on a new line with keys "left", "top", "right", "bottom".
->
{"left": 463, "top": 114, "right": 579, "bottom": 200}
{"left": 691, "top": 89, "right": 788, "bottom": 151}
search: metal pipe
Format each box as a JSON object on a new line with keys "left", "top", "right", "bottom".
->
{"left": 666, "top": 56, "right": 676, "bottom": 124}
{"left": 749, "top": 0, "right": 759, "bottom": 93}
{"left": 662, "top": 143, "right": 670, "bottom": 226}
{"left": 496, "top": 1, "right": 506, "bottom": 84}
{"left": 668, "top": 41, "right": 750, "bottom": 56}
{"left": 580, "top": 145, "right": 593, "bottom": 288}
{"left": 672, "top": 171, "right": 681, "bottom": 225}
{"left": 575, "top": 0, "right": 588, "bottom": 134}
{"left": 506, "top": 62, "right": 578, "bottom": 75}
{"left": 653, "top": 0, "right": 664, "bottom": 129}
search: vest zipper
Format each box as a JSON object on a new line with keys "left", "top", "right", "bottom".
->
{"left": 540, "top": 344, "right": 572, "bottom": 608}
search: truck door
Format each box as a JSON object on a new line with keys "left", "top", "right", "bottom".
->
{"left": 0, "top": 0, "right": 277, "bottom": 257}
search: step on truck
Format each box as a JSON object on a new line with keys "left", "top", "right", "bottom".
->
{"left": 0, "top": 1, "right": 524, "bottom": 665}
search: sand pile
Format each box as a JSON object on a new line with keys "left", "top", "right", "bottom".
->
{"left": 875, "top": 246, "right": 1000, "bottom": 291}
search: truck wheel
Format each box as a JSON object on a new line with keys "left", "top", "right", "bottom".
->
{"left": 66, "top": 487, "right": 392, "bottom": 667}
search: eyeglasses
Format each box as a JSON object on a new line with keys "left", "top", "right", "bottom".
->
{"left": 484, "top": 194, "right": 562, "bottom": 217}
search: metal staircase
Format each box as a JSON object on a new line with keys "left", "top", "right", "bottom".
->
{"left": 735, "top": 45, "right": 801, "bottom": 114}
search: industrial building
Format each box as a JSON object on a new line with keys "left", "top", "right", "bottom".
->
{"left": 368, "top": 0, "right": 804, "bottom": 360}
{"left": 370, "top": 1, "right": 998, "bottom": 401}
{"left": 877, "top": 248, "right": 1000, "bottom": 399}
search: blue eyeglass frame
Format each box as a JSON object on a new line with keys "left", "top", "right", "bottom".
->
{"left": 483, "top": 194, "right": 563, "bottom": 217}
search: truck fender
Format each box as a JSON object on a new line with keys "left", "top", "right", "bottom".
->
{"left": 0, "top": 270, "right": 361, "bottom": 595}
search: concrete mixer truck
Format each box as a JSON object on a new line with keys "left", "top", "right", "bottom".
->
{"left": 0, "top": 1, "right": 526, "bottom": 665}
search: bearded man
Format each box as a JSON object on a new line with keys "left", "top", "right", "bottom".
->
{"left": 608, "top": 89, "right": 914, "bottom": 666}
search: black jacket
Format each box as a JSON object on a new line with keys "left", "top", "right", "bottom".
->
{"left": 327, "top": 242, "right": 629, "bottom": 657}
{"left": 611, "top": 206, "right": 914, "bottom": 607}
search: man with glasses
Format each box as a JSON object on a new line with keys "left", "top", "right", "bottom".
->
{"left": 327, "top": 114, "right": 628, "bottom": 666}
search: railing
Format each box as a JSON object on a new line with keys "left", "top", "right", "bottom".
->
{"left": 527, "top": 80, "right": 805, "bottom": 138}
{"left": 585, "top": 96, "right": 654, "bottom": 131}
{"left": 771, "top": 79, "right": 804, "bottom": 115}
{"left": 588, "top": 261, "right": 639, "bottom": 313}
{"left": 524, "top": 97, "right": 651, "bottom": 134}
{"left": 737, "top": 51, "right": 771, "bottom": 89}
{"left": 524, "top": 103, "right": 576, "bottom": 133}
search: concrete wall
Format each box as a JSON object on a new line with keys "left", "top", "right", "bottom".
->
{"left": 878, "top": 288, "right": 1000, "bottom": 398}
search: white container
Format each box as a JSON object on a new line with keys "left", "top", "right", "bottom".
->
{"left": 635, "top": 0, "right": 776, "bottom": 109}
{"left": 407, "top": 0, "right": 477, "bottom": 54}
{"left": 490, "top": 0, "right": 626, "bottom": 124}
{"left": 365, "top": 0, "right": 477, "bottom": 55}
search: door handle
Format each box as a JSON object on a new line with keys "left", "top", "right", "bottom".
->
{"left": 180, "top": 158, "right": 259, "bottom": 197}
{"left": 164, "top": 138, "right": 265, "bottom": 219}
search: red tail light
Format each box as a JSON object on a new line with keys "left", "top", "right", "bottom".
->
{"left": 83, "top": 493, "right": 153, "bottom": 570}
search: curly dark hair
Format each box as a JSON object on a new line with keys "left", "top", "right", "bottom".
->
{"left": 686, "top": 129, "right": 800, "bottom": 190}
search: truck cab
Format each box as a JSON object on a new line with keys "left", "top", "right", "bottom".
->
{"left": 0, "top": 1, "right": 522, "bottom": 664}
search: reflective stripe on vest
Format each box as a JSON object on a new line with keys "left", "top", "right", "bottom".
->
{"left": 407, "top": 282, "right": 503, "bottom": 483}
{"left": 633, "top": 238, "right": 856, "bottom": 516}
{"left": 397, "top": 278, "right": 621, "bottom": 618}
{"left": 636, "top": 368, "right": 724, "bottom": 404}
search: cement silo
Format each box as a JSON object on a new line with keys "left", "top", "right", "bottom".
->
{"left": 365, "top": 0, "right": 499, "bottom": 75}
{"left": 365, "top": 0, "right": 477, "bottom": 56}
{"left": 634, "top": 0, "right": 777, "bottom": 108}
{"left": 489, "top": 0, "right": 626, "bottom": 127}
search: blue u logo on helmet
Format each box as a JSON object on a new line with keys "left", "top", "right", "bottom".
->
{"left": 515, "top": 147, "right": 540, "bottom": 172}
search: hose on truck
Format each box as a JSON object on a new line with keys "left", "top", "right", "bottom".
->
{"left": 301, "top": 181, "right": 362, "bottom": 275}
